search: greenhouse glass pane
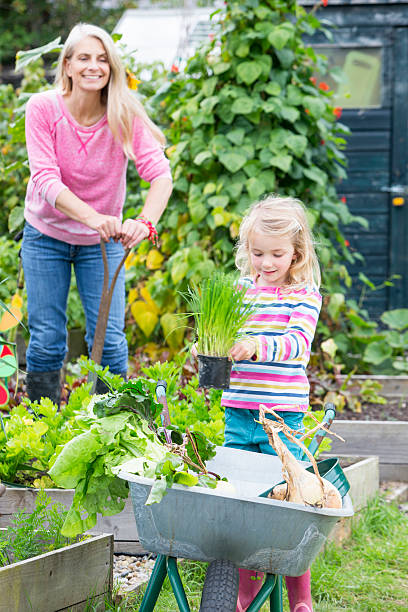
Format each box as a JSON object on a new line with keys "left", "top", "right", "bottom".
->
{"left": 315, "top": 47, "right": 382, "bottom": 109}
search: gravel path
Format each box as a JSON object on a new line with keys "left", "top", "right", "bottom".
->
{"left": 113, "top": 553, "right": 157, "bottom": 593}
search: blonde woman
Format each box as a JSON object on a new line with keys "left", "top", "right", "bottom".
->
{"left": 21, "top": 23, "right": 172, "bottom": 404}
{"left": 222, "top": 196, "right": 321, "bottom": 612}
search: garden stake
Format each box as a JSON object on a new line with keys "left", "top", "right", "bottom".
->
{"left": 88, "top": 240, "right": 130, "bottom": 392}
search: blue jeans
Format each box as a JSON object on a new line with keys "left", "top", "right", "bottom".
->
{"left": 21, "top": 222, "right": 128, "bottom": 373}
{"left": 224, "top": 407, "right": 305, "bottom": 460}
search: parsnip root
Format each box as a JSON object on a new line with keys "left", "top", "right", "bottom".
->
{"left": 259, "top": 405, "right": 342, "bottom": 509}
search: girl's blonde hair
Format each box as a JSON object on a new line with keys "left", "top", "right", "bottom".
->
{"left": 54, "top": 23, "right": 166, "bottom": 160}
{"left": 235, "top": 195, "right": 321, "bottom": 290}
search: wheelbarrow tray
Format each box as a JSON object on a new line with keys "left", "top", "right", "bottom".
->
{"left": 119, "top": 446, "right": 353, "bottom": 577}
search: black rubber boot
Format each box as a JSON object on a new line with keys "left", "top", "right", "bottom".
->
{"left": 26, "top": 370, "right": 61, "bottom": 407}
{"left": 95, "top": 372, "right": 127, "bottom": 395}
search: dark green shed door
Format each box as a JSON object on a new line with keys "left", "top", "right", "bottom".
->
{"left": 308, "top": 2, "right": 408, "bottom": 318}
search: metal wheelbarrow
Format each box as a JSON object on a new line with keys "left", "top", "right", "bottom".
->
{"left": 119, "top": 403, "right": 354, "bottom": 611}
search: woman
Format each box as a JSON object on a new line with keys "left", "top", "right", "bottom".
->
{"left": 21, "top": 23, "right": 172, "bottom": 404}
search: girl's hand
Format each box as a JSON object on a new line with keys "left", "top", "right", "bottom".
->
{"left": 120, "top": 219, "right": 150, "bottom": 249}
{"left": 191, "top": 343, "right": 198, "bottom": 359}
{"left": 230, "top": 339, "right": 256, "bottom": 361}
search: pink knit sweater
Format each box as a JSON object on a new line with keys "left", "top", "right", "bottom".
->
{"left": 24, "top": 90, "right": 172, "bottom": 245}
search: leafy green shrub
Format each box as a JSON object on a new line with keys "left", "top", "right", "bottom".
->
{"left": 137, "top": 0, "right": 361, "bottom": 320}
{"left": 0, "top": 0, "right": 128, "bottom": 66}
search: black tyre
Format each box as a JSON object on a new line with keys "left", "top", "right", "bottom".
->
{"left": 199, "top": 559, "right": 239, "bottom": 612}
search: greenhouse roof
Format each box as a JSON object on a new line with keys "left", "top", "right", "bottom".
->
{"left": 114, "top": 7, "right": 220, "bottom": 69}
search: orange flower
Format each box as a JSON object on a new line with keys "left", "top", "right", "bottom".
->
{"left": 305, "top": 108, "right": 310, "bottom": 115}
{"left": 344, "top": 239, "right": 350, "bottom": 247}
{"left": 126, "top": 70, "right": 141, "bottom": 91}
{"left": 322, "top": 0, "right": 328, "bottom": 6}
{"left": 333, "top": 107, "right": 342, "bottom": 119}
{"left": 310, "top": 76, "right": 317, "bottom": 85}
{"left": 318, "top": 81, "right": 330, "bottom": 91}
{"left": 341, "top": 196, "right": 347, "bottom": 203}
{"left": 170, "top": 64, "right": 179, "bottom": 73}
{"left": 182, "top": 116, "right": 188, "bottom": 122}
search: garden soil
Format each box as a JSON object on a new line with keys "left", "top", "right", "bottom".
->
{"left": 333, "top": 398, "right": 407, "bottom": 421}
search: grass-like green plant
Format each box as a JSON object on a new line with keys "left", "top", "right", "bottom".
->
{"left": 185, "top": 272, "right": 255, "bottom": 358}
{"left": 0, "top": 489, "right": 77, "bottom": 567}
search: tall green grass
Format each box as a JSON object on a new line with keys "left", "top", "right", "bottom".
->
{"left": 185, "top": 272, "right": 255, "bottom": 357}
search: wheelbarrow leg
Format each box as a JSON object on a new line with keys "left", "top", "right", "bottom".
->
{"left": 269, "top": 575, "right": 283, "bottom": 611}
{"left": 167, "top": 556, "right": 191, "bottom": 612}
{"left": 139, "top": 554, "right": 167, "bottom": 612}
{"left": 246, "top": 574, "right": 282, "bottom": 612}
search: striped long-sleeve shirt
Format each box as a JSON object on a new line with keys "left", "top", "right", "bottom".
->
{"left": 221, "top": 278, "right": 322, "bottom": 413}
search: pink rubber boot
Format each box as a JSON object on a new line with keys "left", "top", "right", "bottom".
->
{"left": 285, "top": 570, "right": 313, "bottom": 612}
{"left": 236, "top": 569, "right": 264, "bottom": 612}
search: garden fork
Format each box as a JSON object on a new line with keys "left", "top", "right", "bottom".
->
{"left": 88, "top": 240, "right": 130, "bottom": 392}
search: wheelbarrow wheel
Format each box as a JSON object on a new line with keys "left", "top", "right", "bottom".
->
{"left": 200, "top": 559, "right": 239, "bottom": 611}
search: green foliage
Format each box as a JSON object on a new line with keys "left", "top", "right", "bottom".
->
{"left": 2, "top": 3, "right": 406, "bottom": 374}
{"left": 0, "top": 0, "right": 129, "bottom": 65}
{"left": 0, "top": 489, "right": 76, "bottom": 566}
{"left": 0, "top": 388, "right": 88, "bottom": 486}
{"left": 140, "top": 359, "right": 225, "bottom": 445}
{"left": 184, "top": 272, "right": 255, "bottom": 356}
{"left": 48, "top": 366, "right": 218, "bottom": 537}
{"left": 144, "top": 0, "right": 358, "bottom": 314}
{"left": 303, "top": 409, "right": 332, "bottom": 456}
{"left": 323, "top": 305, "right": 408, "bottom": 375}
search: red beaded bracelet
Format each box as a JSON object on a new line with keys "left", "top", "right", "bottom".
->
{"left": 135, "top": 215, "right": 159, "bottom": 246}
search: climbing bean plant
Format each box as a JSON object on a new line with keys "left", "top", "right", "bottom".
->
{"left": 126, "top": 0, "right": 367, "bottom": 346}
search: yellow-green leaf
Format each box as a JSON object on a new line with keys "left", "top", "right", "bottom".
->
{"left": 146, "top": 249, "right": 164, "bottom": 270}
{"left": 131, "top": 301, "right": 158, "bottom": 337}
{"left": 160, "top": 312, "right": 186, "bottom": 349}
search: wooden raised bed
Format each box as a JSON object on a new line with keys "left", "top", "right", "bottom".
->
{"left": 323, "top": 454, "right": 379, "bottom": 543}
{"left": 339, "top": 375, "right": 408, "bottom": 399}
{"left": 0, "top": 531, "right": 113, "bottom": 612}
{"left": 0, "top": 488, "right": 142, "bottom": 555}
{"left": 323, "top": 454, "right": 379, "bottom": 512}
{"left": 330, "top": 420, "right": 408, "bottom": 481}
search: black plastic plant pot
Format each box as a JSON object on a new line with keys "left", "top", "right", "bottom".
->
{"left": 198, "top": 354, "right": 232, "bottom": 390}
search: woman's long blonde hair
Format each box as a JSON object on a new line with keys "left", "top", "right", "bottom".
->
{"left": 54, "top": 23, "right": 165, "bottom": 160}
{"left": 235, "top": 195, "right": 321, "bottom": 290}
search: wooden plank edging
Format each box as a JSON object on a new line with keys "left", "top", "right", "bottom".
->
{"left": 0, "top": 532, "right": 113, "bottom": 612}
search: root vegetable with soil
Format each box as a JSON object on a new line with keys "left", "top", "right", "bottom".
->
{"left": 258, "top": 405, "right": 343, "bottom": 509}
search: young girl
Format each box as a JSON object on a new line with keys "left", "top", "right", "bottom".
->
{"left": 222, "top": 195, "right": 322, "bottom": 612}
{"left": 21, "top": 23, "right": 172, "bottom": 404}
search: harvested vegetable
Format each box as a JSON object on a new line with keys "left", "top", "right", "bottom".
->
{"left": 259, "top": 405, "right": 342, "bottom": 509}
{"left": 49, "top": 373, "right": 218, "bottom": 537}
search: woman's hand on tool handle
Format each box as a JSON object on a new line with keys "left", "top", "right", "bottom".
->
{"left": 120, "top": 218, "right": 149, "bottom": 249}
{"left": 55, "top": 189, "right": 122, "bottom": 241}
{"left": 121, "top": 177, "right": 173, "bottom": 248}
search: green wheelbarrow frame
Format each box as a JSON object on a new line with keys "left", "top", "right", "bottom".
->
{"left": 138, "top": 554, "right": 284, "bottom": 612}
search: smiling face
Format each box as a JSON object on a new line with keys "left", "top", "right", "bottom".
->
{"left": 65, "top": 36, "right": 110, "bottom": 94}
{"left": 249, "top": 230, "right": 296, "bottom": 287}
